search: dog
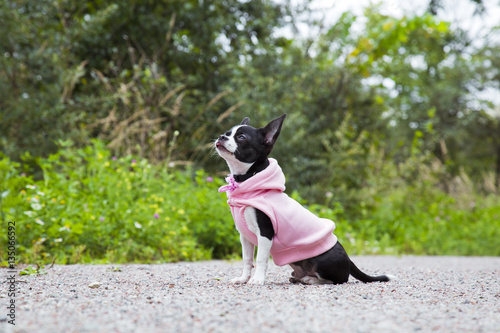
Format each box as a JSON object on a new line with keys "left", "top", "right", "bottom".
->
{"left": 215, "top": 114, "right": 394, "bottom": 285}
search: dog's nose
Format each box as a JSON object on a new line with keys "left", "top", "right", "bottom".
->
{"left": 218, "top": 135, "right": 228, "bottom": 141}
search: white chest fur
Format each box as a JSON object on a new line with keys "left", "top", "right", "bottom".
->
{"left": 242, "top": 206, "right": 259, "bottom": 237}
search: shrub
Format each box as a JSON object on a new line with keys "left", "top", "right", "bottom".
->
{"left": 0, "top": 140, "right": 239, "bottom": 264}
{"left": 1, "top": 140, "right": 499, "bottom": 265}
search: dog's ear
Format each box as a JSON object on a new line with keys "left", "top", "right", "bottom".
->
{"left": 261, "top": 114, "right": 287, "bottom": 148}
{"left": 241, "top": 117, "right": 250, "bottom": 126}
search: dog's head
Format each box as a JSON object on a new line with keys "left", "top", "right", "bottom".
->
{"left": 215, "top": 114, "right": 286, "bottom": 175}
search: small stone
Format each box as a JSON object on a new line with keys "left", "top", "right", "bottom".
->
{"left": 88, "top": 282, "right": 101, "bottom": 289}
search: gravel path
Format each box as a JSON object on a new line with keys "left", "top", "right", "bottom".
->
{"left": 2, "top": 256, "right": 499, "bottom": 333}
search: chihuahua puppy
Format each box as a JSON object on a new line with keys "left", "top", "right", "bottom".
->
{"left": 215, "top": 114, "right": 394, "bottom": 285}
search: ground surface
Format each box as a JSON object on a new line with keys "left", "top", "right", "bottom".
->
{"left": 1, "top": 256, "right": 499, "bottom": 333}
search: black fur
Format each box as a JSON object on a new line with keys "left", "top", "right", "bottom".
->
{"left": 290, "top": 243, "right": 351, "bottom": 284}
{"left": 255, "top": 209, "right": 274, "bottom": 241}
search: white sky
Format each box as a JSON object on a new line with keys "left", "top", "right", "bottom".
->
{"left": 290, "top": 0, "right": 500, "bottom": 42}
{"left": 279, "top": 0, "right": 500, "bottom": 111}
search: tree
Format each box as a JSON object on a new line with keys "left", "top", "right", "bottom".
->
{"left": 427, "top": 0, "right": 485, "bottom": 15}
{"left": 345, "top": 5, "right": 500, "bottom": 191}
{"left": 0, "top": 0, "right": 289, "bottom": 165}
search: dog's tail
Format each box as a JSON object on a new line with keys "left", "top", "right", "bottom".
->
{"left": 349, "top": 259, "right": 395, "bottom": 283}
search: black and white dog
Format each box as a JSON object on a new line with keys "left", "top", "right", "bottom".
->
{"left": 215, "top": 114, "right": 394, "bottom": 285}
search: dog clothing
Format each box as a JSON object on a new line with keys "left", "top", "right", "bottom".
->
{"left": 220, "top": 158, "right": 337, "bottom": 266}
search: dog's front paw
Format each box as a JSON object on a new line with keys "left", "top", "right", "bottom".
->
{"left": 231, "top": 276, "right": 250, "bottom": 284}
{"left": 247, "top": 275, "right": 265, "bottom": 285}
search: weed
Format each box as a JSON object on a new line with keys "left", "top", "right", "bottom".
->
{"left": 19, "top": 264, "right": 48, "bottom": 276}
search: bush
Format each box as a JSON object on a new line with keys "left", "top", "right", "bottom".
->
{"left": 1, "top": 140, "right": 499, "bottom": 265}
{"left": 0, "top": 140, "right": 239, "bottom": 264}
{"left": 328, "top": 184, "right": 500, "bottom": 256}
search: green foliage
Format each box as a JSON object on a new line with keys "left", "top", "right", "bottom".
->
{"left": 1, "top": 141, "right": 499, "bottom": 265}
{"left": 347, "top": 5, "right": 500, "bottom": 183}
{"left": 0, "top": 140, "right": 239, "bottom": 263}
{"left": 346, "top": 185, "right": 500, "bottom": 256}
{"left": 0, "top": 0, "right": 287, "bottom": 165}
{"left": 19, "top": 264, "right": 47, "bottom": 276}
{"left": 1, "top": 1, "right": 499, "bottom": 262}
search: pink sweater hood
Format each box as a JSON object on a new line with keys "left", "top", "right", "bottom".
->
{"left": 221, "top": 158, "right": 337, "bottom": 266}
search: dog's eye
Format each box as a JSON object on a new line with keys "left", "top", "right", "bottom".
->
{"left": 237, "top": 134, "right": 246, "bottom": 140}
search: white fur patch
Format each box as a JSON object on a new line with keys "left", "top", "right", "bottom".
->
{"left": 223, "top": 125, "right": 242, "bottom": 154}
{"left": 216, "top": 125, "right": 253, "bottom": 175}
{"left": 386, "top": 274, "right": 397, "bottom": 281}
{"left": 243, "top": 207, "right": 259, "bottom": 236}
{"left": 231, "top": 235, "right": 254, "bottom": 284}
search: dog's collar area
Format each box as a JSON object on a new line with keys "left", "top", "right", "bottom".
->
{"left": 233, "top": 158, "right": 270, "bottom": 183}
{"left": 233, "top": 173, "right": 255, "bottom": 182}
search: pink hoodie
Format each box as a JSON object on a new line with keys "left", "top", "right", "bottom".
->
{"left": 220, "top": 158, "right": 337, "bottom": 266}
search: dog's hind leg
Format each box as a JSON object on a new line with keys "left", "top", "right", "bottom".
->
{"left": 289, "top": 263, "right": 335, "bottom": 285}
{"left": 289, "top": 264, "right": 307, "bottom": 284}
{"left": 290, "top": 242, "right": 350, "bottom": 284}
